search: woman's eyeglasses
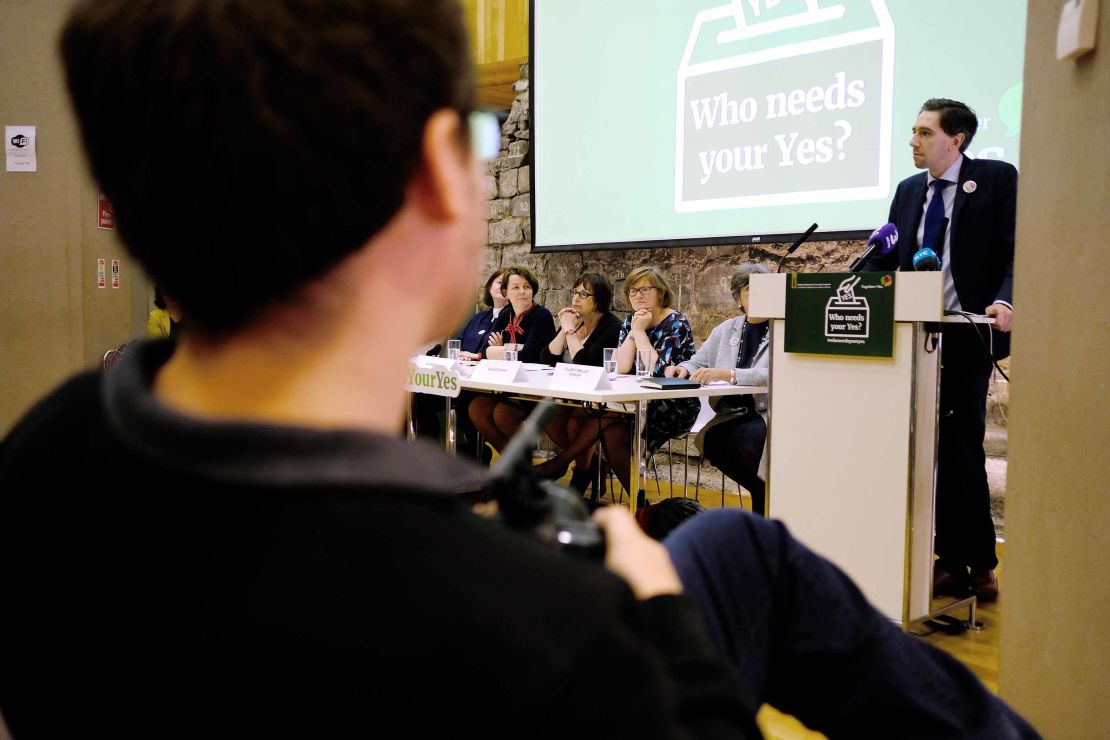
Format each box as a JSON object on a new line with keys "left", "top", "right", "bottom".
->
{"left": 570, "top": 290, "right": 594, "bottom": 299}
{"left": 627, "top": 286, "right": 657, "bottom": 297}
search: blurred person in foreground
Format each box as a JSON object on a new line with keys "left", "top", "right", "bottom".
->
{"left": 0, "top": 1, "right": 753, "bottom": 737}
{"left": 0, "top": 1, "right": 1037, "bottom": 738}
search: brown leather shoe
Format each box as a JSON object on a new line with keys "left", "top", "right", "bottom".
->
{"left": 969, "top": 568, "right": 999, "bottom": 603}
{"left": 933, "top": 563, "right": 971, "bottom": 598}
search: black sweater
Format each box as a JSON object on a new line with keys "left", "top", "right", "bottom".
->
{"left": 0, "top": 340, "right": 758, "bottom": 739}
{"left": 538, "top": 311, "right": 623, "bottom": 367}
{"left": 486, "top": 303, "right": 557, "bottom": 363}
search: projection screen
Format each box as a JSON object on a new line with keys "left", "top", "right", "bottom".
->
{"left": 530, "top": 0, "right": 1026, "bottom": 252}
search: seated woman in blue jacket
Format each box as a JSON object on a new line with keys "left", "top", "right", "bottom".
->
{"left": 665, "top": 263, "right": 771, "bottom": 515}
{"left": 417, "top": 268, "right": 509, "bottom": 458}
{"left": 413, "top": 268, "right": 506, "bottom": 450}
{"left": 456, "top": 268, "right": 508, "bottom": 359}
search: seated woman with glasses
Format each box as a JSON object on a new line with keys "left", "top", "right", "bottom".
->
{"left": 601, "top": 265, "right": 699, "bottom": 493}
{"left": 664, "top": 263, "right": 771, "bottom": 515}
{"left": 534, "top": 273, "right": 623, "bottom": 490}
{"left": 468, "top": 265, "right": 557, "bottom": 453}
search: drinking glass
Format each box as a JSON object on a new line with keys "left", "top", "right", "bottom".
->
{"left": 635, "top": 349, "right": 652, "bottom": 378}
{"left": 504, "top": 346, "right": 519, "bottom": 363}
{"left": 446, "top": 339, "right": 461, "bottom": 361}
{"left": 602, "top": 347, "right": 617, "bottom": 376}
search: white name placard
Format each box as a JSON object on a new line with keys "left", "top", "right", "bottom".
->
{"left": 414, "top": 356, "right": 460, "bottom": 371}
{"left": 406, "top": 360, "right": 461, "bottom": 398}
{"left": 470, "top": 359, "right": 526, "bottom": 383}
{"left": 549, "top": 362, "right": 611, "bottom": 391}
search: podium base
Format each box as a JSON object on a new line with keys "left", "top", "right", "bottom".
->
{"left": 904, "top": 594, "right": 982, "bottom": 634}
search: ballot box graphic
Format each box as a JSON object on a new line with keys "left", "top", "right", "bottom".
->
{"left": 825, "top": 275, "right": 869, "bottom": 340}
{"left": 675, "top": 0, "right": 894, "bottom": 212}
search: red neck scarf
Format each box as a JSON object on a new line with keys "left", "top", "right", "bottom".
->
{"left": 504, "top": 303, "right": 536, "bottom": 344}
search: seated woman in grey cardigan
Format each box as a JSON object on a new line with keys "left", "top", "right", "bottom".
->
{"left": 664, "top": 263, "right": 771, "bottom": 516}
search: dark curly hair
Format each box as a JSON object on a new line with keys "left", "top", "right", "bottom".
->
{"left": 60, "top": 0, "right": 475, "bottom": 337}
{"left": 572, "top": 273, "right": 614, "bottom": 314}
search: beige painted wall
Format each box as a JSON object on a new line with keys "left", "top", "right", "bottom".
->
{"left": 0, "top": 0, "right": 147, "bottom": 436}
{"left": 999, "top": 2, "right": 1110, "bottom": 736}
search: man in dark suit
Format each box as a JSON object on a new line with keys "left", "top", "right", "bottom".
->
{"left": 864, "top": 98, "right": 1016, "bottom": 602}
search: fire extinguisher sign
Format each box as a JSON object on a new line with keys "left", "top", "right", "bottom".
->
{"left": 98, "top": 188, "right": 116, "bottom": 230}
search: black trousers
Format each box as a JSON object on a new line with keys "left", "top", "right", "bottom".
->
{"left": 412, "top": 392, "right": 488, "bottom": 463}
{"left": 701, "top": 413, "right": 767, "bottom": 516}
{"left": 412, "top": 393, "right": 443, "bottom": 442}
{"left": 936, "top": 324, "right": 999, "bottom": 572}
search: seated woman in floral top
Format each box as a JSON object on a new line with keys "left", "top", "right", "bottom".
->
{"left": 604, "top": 265, "right": 699, "bottom": 493}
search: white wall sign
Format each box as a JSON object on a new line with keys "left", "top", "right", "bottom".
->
{"left": 5, "top": 125, "right": 37, "bottom": 172}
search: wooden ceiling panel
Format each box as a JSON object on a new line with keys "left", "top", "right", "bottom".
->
{"left": 475, "top": 56, "right": 526, "bottom": 111}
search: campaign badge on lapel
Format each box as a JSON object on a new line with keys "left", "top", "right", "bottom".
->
{"left": 963, "top": 180, "right": 977, "bottom": 194}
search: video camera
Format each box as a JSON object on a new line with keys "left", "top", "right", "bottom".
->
{"left": 481, "top": 400, "right": 606, "bottom": 560}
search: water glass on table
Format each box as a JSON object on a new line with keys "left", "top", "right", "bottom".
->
{"left": 503, "top": 345, "right": 519, "bottom": 363}
{"left": 603, "top": 347, "right": 617, "bottom": 376}
{"left": 635, "top": 349, "right": 652, "bottom": 378}
{"left": 447, "top": 339, "right": 461, "bottom": 361}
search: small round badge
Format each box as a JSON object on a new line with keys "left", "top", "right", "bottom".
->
{"left": 478, "top": 329, "right": 486, "bottom": 335}
{"left": 963, "top": 180, "right": 977, "bottom": 194}
{"left": 729, "top": 336, "right": 740, "bottom": 347}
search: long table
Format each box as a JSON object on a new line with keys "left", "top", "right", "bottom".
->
{"left": 421, "top": 365, "right": 765, "bottom": 513}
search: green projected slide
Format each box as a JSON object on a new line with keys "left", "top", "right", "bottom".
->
{"left": 531, "top": 0, "right": 1025, "bottom": 251}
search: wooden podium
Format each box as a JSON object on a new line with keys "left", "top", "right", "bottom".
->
{"left": 749, "top": 272, "right": 972, "bottom": 626}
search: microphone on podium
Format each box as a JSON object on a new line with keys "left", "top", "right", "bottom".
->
{"left": 913, "top": 246, "right": 942, "bottom": 335}
{"left": 776, "top": 222, "right": 819, "bottom": 272}
{"left": 912, "top": 247, "right": 940, "bottom": 271}
{"left": 916, "top": 216, "right": 950, "bottom": 271}
{"left": 849, "top": 223, "right": 899, "bottom": 272}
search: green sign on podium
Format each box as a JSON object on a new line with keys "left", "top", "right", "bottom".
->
{"left": 784, "top": 272, "right": 896, "bottom": 357}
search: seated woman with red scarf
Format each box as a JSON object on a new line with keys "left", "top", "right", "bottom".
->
{"left": 468, "top": 265, "right": 557, "bottom": 453}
